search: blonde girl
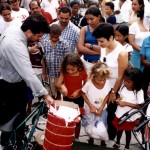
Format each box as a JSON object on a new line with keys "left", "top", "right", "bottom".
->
{"left": 81, "top": 62, "right": 111, "bottom": 146}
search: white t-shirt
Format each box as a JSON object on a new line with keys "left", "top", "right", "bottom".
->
{"left": 114, "top": 0, "right": 132, "bottom": 23}
{"left": 115, "top": 86, "right": 144, "bottom": 121}
{"left": 0, "top": 17, "right": 22, "bottom": 36}
{"left": 82, "top": 80, "right": 111, "bottom": 111}
{"left": 20, "top": 0, "right": 32, "bottom": 12}
{"left": 129, "top": 22, "right": 150, "bottom": 47}
{"left": 123, "top": 43, "right": 133, "bottom": 52}
{"left": 12, "top": 7, "right": 29, "bottom": 22}
{"left": 41, "top": 0, "right": 59, "bottom": 20}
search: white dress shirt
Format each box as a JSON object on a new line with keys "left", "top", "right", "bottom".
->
{"left": 0, "top": 25, "right": 48, "bottom": 97}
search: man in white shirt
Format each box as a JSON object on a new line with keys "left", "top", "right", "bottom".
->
{"left": 41, "top": 0, "right": 59, "bottom": 21}
{"left": 113, "top": 0, "right": 132, "bottom": 24}
{"left": 7, "top": 0, "right": 29, "bottom": 22}
{"left": 0, "top": 14, "right": 54, "bottom": 146}
{"left": 20, "top": 0, "right": 32, "bottom": 12}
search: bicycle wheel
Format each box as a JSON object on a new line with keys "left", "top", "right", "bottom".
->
{"left": 132, "top": 130, "right": 145, "bottom": 149}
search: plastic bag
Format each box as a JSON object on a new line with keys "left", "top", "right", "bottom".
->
{"left": 85, "top": 117, "right": 109, "bottom": 141}
{"left": 81, "top": 112, "right": 95, "bottom": 127}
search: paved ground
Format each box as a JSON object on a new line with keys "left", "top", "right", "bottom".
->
{"left": 79, "top": 126, "right": 143, "bottom": 150}
{"left": 0, "top": 103, "right": 144, "bottom": 150}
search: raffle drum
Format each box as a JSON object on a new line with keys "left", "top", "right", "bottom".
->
{"left": 43, "top": 101, "right": 80, "bottom": 150}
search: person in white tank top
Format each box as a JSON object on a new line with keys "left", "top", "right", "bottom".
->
{"left": 93, "top": 23, "right": 128, "bottom": 140}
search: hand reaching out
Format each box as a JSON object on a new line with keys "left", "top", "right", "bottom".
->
{"left": 43, "top": 94, "right": 54, "bottom": 106}
{"left": 61, "top": 84, "right": 68, "bottom": 96}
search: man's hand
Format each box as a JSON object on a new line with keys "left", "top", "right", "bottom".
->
{"left": 28, "top": 45, "right": 40, "bottom": 53}
{"left": 43, "top": 94, "right": 54, "bottom": 105}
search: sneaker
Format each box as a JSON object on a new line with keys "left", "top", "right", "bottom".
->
{"left": 113, "top": 143, "right": 120, "bottom": 149}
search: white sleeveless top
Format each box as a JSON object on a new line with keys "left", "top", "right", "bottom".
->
{"left": 100, "top": 42, "right": 124, "bottom": 87}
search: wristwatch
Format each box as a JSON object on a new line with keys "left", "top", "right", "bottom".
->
{"left": 89, "top": 44, "right": 93, "bottom": 50}
{"left": 111, "top": 89, "right": 116, "bottom": 94}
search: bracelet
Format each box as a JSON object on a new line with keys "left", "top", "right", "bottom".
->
{"left": 89, "top": 44, "right": 93, "bottom": 50}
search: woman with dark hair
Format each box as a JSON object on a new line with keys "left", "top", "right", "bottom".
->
{"left": 78, "top": 2, "right": 105, "bottom": 28}
{"left": 93, "top": 23, "right": 128, "bottom": 140}
{"left": 0, "top": 3, "right": 22, "bottom": 36}
{"left": 129, "top": 7, "right": 150, "bottom": 71}
{"left": 78, "top": 7, "right": 102, "bottom": 75}
{"left": 115, "top": 25, "right": 133, "bottom": 60}
{"left": 128, "top": 0, "right": 144, "bottom": 26}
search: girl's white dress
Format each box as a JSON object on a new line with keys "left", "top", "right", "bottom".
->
{"left": 115, "top": 86, "right": 144, "bottom": 122}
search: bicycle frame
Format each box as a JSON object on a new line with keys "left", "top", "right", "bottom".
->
{"left": 119, "top": 99, "right": 150, "bottom": 150}
{"left": 145, "top": 124, "right": 150, "bottom": 150}
{"left": 4, "top": 99, "right": 45, "bottom": 150}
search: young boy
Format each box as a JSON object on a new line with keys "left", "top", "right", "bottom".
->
{"left": 105, "top": 2, "right": 116, "bottom": 26}
{"left": 70, "top": 0, "right": 83, "bottom": 27}
{"left": 42, "top": 24, "right": 71, "bottom": 100}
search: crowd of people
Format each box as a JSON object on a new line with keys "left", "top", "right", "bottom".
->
{"left": 0, "top": 0, "right": 150, "bottom": 149}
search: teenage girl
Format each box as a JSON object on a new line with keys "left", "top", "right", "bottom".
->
{"left": 115, "top": 25, "right": 133, "bottom": 61}
{"left": 82, "top": 62, "right": 111, "bottom": 146}
{"left": 0, "top": 3, "right": 22, "bottom": 36}
{"left": 112, "top": 67, "right": 144, "bottom": 150}
{"left": 56, "top": 53, "right": 88, "bottom": 140}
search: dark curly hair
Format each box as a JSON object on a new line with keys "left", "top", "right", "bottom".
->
{"left": 61, "top": 53, "right": 85, "bottom": 73}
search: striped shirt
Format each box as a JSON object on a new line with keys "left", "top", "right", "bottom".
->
{"left": 52, "top": 21, "right": 80, "bottom": 53}
{"left": 42, "top": 34, "right": 71, "bottom": 77}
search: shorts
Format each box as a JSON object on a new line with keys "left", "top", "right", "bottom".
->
{"left": 46, "top": 76, "right": 59, "bottom": 97}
